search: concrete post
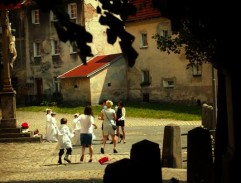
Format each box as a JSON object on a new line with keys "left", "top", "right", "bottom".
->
{"left": 187, "top": 127, "right": 214, "bottom": 183}
{"left": 162, "top": 124, "right": 182, "bottom": 168}
{"left": 130, "top": 139, "right": 162, "bottom": 183}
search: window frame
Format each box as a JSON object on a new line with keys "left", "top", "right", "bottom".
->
{"left": 54, "top": 77, "right": 60, "bottom": 92}
{"left": 50, "top": 11, "right": 58, "bottom": 22}
{"left": 70, "top": 42, "right": 78, "bottom": 54}
{"left": 140, "top": 31, "right": 148, "bottom": 48}
{"left": 68, "top": 3, "right": 77, "bottom": 19}
{"left": 51, "top": 40, "right": 60, "bottom": 55}
{"left": 157, "top": 20, "right": 172, "bottom": 38}
{"left": 192, "top": 64, "right": 202, "bottom": 76}
{"left": 141, "top": 70, "right": 150, "bottom": 86}
{"left": 162, "top": 78, "right": 175, "bottom": 88}
{"left": 31, "top": 9, "right": 40, "bottom": 24}
{"left": 33, "top": 42, "right": 41, "bottom": 57}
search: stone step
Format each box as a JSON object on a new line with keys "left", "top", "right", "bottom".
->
{"left": 0, "top": 127, "right": 42, "bottom": 143}
{"left": 0, "top": 136, "right": 42, "bottom": 143}
{"left": 0, "top": 132, "right": 32, "bottom": 138}
{"left": 0, "top": 128, "right": 21, "bottom": 134}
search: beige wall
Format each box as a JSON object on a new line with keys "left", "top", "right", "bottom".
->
{"left": 89, "top": 57, "right": 128, "bottom": 104}
{"left": 125, "top": 17, "right": 216, "bottom": 104}
{"left": 84, "top": 0, "right": 121, "bottom": 56}
{"left": 60, "top": 78, "right": 90, "bottom": 105}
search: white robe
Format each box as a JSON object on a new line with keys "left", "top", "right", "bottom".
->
{"left": 72, "top": 117, "right": 81, "bottom": 145}
{"left": 57, "top": 124, "right": 74, "bottom": 149}
{"left": 46, "top": 116, "right": 58, "bottom": 142}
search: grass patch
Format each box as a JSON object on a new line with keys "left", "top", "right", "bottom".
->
{"left": 17, "top": 102, "right": 201, "bottom": 121}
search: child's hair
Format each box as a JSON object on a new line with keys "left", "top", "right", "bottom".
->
{"left": 84, "top": 105, "right": 94, "bottom": 117}
{"left": 46, "top": 108, "right": 52, "bottom": 114}
{"left": 60, "top": 118, "right": 67, "bottom": 124}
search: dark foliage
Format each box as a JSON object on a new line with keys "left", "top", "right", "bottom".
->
{"left": 152, "top": 0, "right": 218, "bottom": 69}
{"left": 30, "top": 0, "right": 138, "bottom": 67}
{"left": 97, "top": 0, "right": 138, "bottom": 67}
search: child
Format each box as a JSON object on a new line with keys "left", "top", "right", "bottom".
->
{"left": 57, "top": 118, "right": 74, "bottom": 164}
{"left": 46, "top": 111, "right": 58, "bottom": 142}
{"left": 72, "top": 113, "right": 81, "bottom": 145}
{"left": 44, "top": 108, "right": 52, "bottom": 140}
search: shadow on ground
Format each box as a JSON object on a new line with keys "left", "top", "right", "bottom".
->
{"left": 1, "top": 179, "right": 186, "bottom": 183}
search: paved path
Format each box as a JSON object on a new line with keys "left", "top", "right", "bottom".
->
{"left": 0, "top": 111, "right": 201, "bottom": 183}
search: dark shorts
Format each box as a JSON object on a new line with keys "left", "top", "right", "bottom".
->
{"left": 80, "top": 133, "right": 92, "bottom": 146}
{"left": 116, "top": 120, "right": 124, "bottom": 127}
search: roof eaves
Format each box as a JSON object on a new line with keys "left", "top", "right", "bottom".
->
{"left": 87, "top": 63, "right": 111, "bottom": 77}
{"left": 126, "top": 15, "right": 161, "bottom": 23}
{"left": 87, "top": 54, "right": 123, "bottom": 77}
{"left": 58, "top": 75, "right": 87, "bottom": 79}
{"left": 57, "top": 63, "right": 85, "bottom": 79}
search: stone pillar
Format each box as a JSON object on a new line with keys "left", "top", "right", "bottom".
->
{"left": 0, "top": 91, "right": 17, "bottom": 128}
{"left": 162, "top": 124, "right": 182, "bottom": 168}
{"left": 0, "top": 10, "right": 17, "bottom": 128}
{"left": 130, "top": 139, "right": 162, "bottom": 183}
{"left": 187, "top": 127, "right": 214, "bottom": 183}
{"left": 202, "top": 103, "right": 216, "bottom": 130}
{"left": 103, "top": 139, "right": 163, "bottom": 183}
{"left": 103, "top": 158, "right": 135, "bottom": 183}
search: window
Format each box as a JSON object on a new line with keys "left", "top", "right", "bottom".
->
{"left": 54, "top": 77, "right": 60, "bottom": 92}
{"left": 32, "top": 9, "right": 40, "bottom": 24}
{"left": 162, "top": 78, "right": 175, "bottom": 88}
{"left": 33, "top": 42, "right": 41, "bottom": 57}
{"left": 50, "top": 11, "right": 58, "bottom": 22}
{"left": 70, "top": 42, "right": 78, "bottom": 54}
{"left": 162, "top": 30, "right": 168, "bottom": 38}
{"left": 140, "top": 32, "right": 148, "bottom": 48}
{"left": 68, "top": 3, "right": 77, "bottom": 19}
{"left": 192, "top": 64, "right": 202, "bottom": 76}
{"left": 51, "top": 40, "right": 60, "bottom": 55}
{"left": 157, "top": 20, "right": 172, "bottom": 37}
{"left": 141, "top": 70, "right": 150, "bottom": 86}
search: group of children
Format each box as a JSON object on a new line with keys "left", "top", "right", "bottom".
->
{"left": 45, "top": 107, "right": 97, "bottom": 164}
{"left": 44, "top": 99, "right": 126, "bottom": 164}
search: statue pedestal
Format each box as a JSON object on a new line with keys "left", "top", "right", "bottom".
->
{"left": 0, "top": 91, "right": 17, "bottom": 128}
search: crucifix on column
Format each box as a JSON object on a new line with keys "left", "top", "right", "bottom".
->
{"left": 0, "top": 9, "right": 17, "bottom": 128}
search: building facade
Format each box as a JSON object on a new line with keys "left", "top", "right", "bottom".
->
{"left": 125, "top": 0, "right": 216, "bottom": 105}
{"left": 1, "top": 0, "right": 216, "bottom": 106}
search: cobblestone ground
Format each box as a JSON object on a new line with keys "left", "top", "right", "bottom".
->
{"left": 0, "top": 111, "right": 201, "bottom": 183}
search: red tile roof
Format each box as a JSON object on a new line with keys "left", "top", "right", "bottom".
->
{"left": 127, "top": 0, "right": 161, "bottom": 22}
{"left": 58, "top": 53, "right": 123, "bottom": 78}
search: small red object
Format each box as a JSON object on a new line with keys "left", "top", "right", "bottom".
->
{"left": 98, "top": 156, "right": 109, "bottom": 164}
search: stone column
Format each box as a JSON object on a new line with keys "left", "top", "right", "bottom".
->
{"left": 162, "top": 124, "right": 182, "bottom": 168}
{"left": 0, "top": 10, "right": 17, "bottom": 128}
{"left": 187, "top": 127, "right": 214, "bottom": 183}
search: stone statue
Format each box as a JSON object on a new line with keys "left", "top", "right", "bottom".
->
{"left": 8, "top": 23, "right": 17, "bottom": 69}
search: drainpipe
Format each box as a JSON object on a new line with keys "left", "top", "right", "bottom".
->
{"left": 212, "top": 65, "right": 217, "bottom": 126}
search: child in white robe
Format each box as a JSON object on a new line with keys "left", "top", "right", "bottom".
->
{"left": 72, "top": 113, "right": 81, "bottom": 145}
{"left": 57, "top": 118, "right": 74, "bottom": 164}
{"left": 46, "top": 112, "right": 58, "bottom": 142}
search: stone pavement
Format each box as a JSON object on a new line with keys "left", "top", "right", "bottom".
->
{"left": 0, "top": 111, "right": 201, "bottom": 183}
